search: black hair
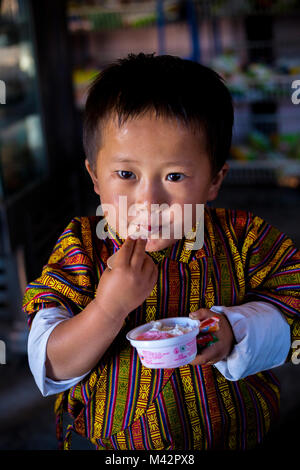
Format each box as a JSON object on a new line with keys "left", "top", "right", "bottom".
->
{"left": 83, "top": 52, "right": 234, "bottom": 179}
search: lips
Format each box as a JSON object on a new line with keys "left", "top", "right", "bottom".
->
{"left": 140, "top": 225, "right": 161, "bottom": 233}
{"left": 128, "top": 220, "right": 167, "bottom": 238}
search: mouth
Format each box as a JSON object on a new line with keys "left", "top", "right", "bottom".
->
{"left": 128, "top": 223, "right": 164, "bottom": 238}
{"left": 141, "top": 224, "right": 161, "bottom": 233}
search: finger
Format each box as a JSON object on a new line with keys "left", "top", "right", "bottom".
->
{"left": 189, "top": 343, "right": 223, "bottom": 366}
{"left": 130, "top": 237, "right": 148, "bottom": 270}
{"left": 190, "top": 354, "right": 217, "bottom": 367}
{"left": 115, "top": 236, "right": 136, "bottom": 266}
{"left": 190, "top": 349, "right": 225, "bottom": 366}
{"left": 107, "top": 251, "right": 118, "bottom": 269}
{"left": 140, "top": 252, "right": 151, "bottom": 271}
{"left": 148, "top": 263, "right": 158, "bottom": 288}
{"left": 190, "top": 352, "right": 212, "bottom": 367}
{"left": 189, "top": 308, "right": 213, "bottom": 321}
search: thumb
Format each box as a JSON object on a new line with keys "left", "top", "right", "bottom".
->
{"left": 189, "top": 308, "right": 212, "bottom": 321}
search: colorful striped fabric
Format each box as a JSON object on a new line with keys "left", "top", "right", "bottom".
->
{"left": 23, "top": 206, "right": 300, "bottom": 450}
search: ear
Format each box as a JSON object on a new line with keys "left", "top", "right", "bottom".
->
{"left": 206, "top": 162, "right": 229, "bottom": 202}
{"left": 85, "top": 159, "right": 100, "bottom": 196}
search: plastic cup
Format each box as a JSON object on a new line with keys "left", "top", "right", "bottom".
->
{"left": 126, "top": 317, "right": 200, "bottom": 369}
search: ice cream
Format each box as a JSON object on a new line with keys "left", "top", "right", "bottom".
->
{"left": 126, "top": 317, "right": 200, "bottom": 368}
{"left": 136, "top": 321, "right": 194, "bottom": 341}
{"left": 126, "top": 315, "right": 220, "bottom": 369}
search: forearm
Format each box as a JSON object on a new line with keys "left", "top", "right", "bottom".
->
{"left": 45, "top": 299, "right": 125, "bottom": 380}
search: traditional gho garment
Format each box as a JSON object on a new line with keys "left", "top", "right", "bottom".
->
{"left": 22, "top": 206, "right": 300, "bottom": 450}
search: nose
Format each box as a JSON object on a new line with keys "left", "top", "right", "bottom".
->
{"left": 136, "top": 182, "right": 164, "bottom": 209}
{"left": 134, "top": 185, "right": 165, "bottom": 225}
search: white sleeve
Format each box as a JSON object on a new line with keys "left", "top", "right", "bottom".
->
{"left": 210, "top": 301, "right": 291, "bottom": 381}
{"left": 27, "top": 307, "right": 91, "bottom": 397}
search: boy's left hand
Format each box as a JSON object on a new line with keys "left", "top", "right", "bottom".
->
{"left": 189, "top": 309, "right": 235, "bottom": 366}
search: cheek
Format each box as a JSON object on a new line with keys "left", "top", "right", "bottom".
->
{"left": 109, "top": 193, "right": 135, "bottom": 238}
{"left": 112, "top": 193, "right": 131, "bottom": 223}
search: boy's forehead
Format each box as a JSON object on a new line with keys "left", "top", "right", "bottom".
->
{"left": 101, "top": 112, "right": 208, "bottom": 152}
{"left": 96, "top": 114, "right": 211, "bottom": 176}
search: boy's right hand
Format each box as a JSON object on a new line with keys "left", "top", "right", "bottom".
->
{"left": 94, "top": 236, "right": 158, "bottom": 320}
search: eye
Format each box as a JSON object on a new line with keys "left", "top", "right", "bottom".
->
{"left": 116, "top": 170, "right": 135, "bottom": 180}
{"left": 167, "top": 173, "right": 185, "bottom": 182}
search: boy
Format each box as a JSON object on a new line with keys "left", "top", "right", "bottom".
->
{"left": 23, "top": 53, "right": 300, "bottom": 450}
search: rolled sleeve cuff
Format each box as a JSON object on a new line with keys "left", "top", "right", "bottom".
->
{"left": 210, "top": 302, "right": 291, "bottom": 381}
{"left": 27, "top": 307, "right": 90, "bottom": 397}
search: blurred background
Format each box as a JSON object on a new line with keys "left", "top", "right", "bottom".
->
{"left": 0, "top": 0, "right": 300, "bottom": 451}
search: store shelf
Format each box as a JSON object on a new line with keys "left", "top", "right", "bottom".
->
{"left": 71, "top": 69, "right": 300, "bottom": 112}
{"left": 67, "top": 0, "right": 182, "bottom": 32}
{"left": 195, "top": 0, "right": 300, "bottom": 17}
{"left": 66, "top": 0, "right": 300, "bottom": 187}
{"left": 229, "top": 75, "right": 298, "bottom": 103}
{"left": 225, "top": 158, "right": 300, "bottom": 187}
{"left": 0, "top": 11, "right": 48, "bottom": 201}
{"left": 67, "top": 0, "right": 300, "bottom": 24}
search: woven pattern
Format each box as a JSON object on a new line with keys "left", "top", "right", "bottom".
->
{"left": 23, "top": 206, "right": 300, "bottom": 450}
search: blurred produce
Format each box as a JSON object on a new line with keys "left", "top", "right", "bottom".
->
{"left": 210, "top": 52, "right": 300, "bottom": 102}
{"left": 231, "top": 131, "right": 300, "bottom": 162}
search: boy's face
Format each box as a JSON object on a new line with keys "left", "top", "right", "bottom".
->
{"left": 86, "top": 112, "right": 228, "bottom": 252}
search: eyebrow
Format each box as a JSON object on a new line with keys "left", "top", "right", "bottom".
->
{"left": 112, "top": 156, "right": 195, "bottom": 166}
